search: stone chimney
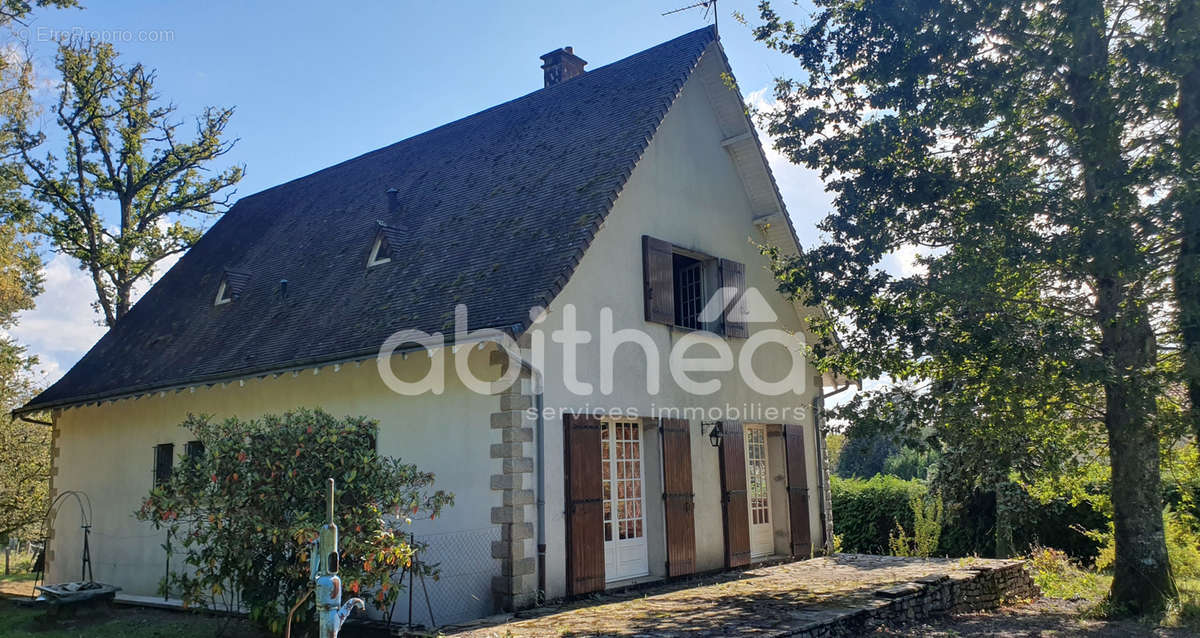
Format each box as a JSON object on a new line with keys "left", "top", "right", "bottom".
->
{"left": 540, "top": 46, "right": 587, "bottom": 87}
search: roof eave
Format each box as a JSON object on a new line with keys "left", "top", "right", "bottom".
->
{"left": 14, "top": 322, "right": 526, "bottom": 417}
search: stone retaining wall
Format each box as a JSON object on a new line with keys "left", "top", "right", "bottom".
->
{"left": 797, "top": 561, "right": 1040, "bottom": 637}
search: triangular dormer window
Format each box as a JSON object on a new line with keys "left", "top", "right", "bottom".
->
{"left": 214, "top": 269, "right": 250, "bottom": 306}
{"left": 368, "top": 222, "right": 403, "bottom": 268}
{"left": 214, "top": 278, "right": 233, "bottom": 305}
{"left": 367, "top": 232, "right": 392, "bottom": 267}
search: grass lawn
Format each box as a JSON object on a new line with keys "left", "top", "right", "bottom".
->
{"left": 0, "top": 598, "right": 270, "bottom": 638}
{"left": 0, "top": 552, "right": 269, "bottom": 638}
{"left": 1028, "top": 548, "right": 1200, "bottom": 633}
{"left": 0, "top": 553, "right": 39, "bottom": 598}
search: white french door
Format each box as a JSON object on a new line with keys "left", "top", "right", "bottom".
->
{"left": 601, "top": 420, "right": 649, "bottom": 582}
{"left": 745, "top": 424, "right": 774, "bottom": 557}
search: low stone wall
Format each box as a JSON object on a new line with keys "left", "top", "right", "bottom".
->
{"left": 798, "top": 561, "right": 1040, "bottom": 637}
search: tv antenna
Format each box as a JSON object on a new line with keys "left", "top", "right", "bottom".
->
{"left": 662, "top": 0, "right": 718, "bottom": 37}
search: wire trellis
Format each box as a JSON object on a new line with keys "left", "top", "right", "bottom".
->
{"left": 385, "top": 525, "right": 501, "bottom": 630}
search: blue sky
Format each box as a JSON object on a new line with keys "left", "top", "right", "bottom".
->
{"left": 11, "top": 0, "right": 865, "bottom": 383}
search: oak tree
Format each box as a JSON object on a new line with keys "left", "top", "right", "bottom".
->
{"left": 8, "top": 38, "right": 243, "bottom": 327}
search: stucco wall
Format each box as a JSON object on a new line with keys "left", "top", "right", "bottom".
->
{"left": 534, "top": 56, "right": 824, "bottom": 600}
{"left": 48, "top": 347, "right": 501, "bottom": 623}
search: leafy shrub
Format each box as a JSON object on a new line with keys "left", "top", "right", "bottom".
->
{"left": 136, "top": 409, "right": 452, "bottom": 635}
{"left": 835, "top": 434, "right": 899, "bottom": 479}
{"left": 889, "top": 492, "right": 944, "bottom": 557}
{"left": 1028, "top": 546, "right": 1106, "bottom": 600}
{"left": 831, "top": 475, "right": 925, "bottom": 554}
{"left": 883, "top": 446, "right": 941, "bottom": 481}
{"left": 1094, "top": 509, "right": 1200, "bottom": 582}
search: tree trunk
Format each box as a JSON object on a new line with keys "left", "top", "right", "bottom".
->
{"left": 1062, "top": 0, "right": 1175, "bottom": 612}
{"left": 994, "top": 481, "right": 1016, "bottom": 559}
{"left": 1099, "top": 282, "right": 1176, "bottom": 612}
{"left": 1172, "top": 0, "right": 1200, "bottom": 444}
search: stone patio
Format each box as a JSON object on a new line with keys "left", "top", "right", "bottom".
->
{"left": 441, "top": 554, "right": 1039, "bottom": 637}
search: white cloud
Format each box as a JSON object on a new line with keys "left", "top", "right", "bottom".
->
{"left": 11, "top": 254, "right": 107, "bottom": 385}
{"left": 884, "top": 243, "right": 927, "bottom": 277}
{"left": 11, "top": 251, "right": 180, "bottom": 386}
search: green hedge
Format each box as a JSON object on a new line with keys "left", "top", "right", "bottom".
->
{"left": 832, "top": 475, "right": 1108, "bottom": 560}
{"left": 831, "top": 475, "right": 926, "bottom": 554}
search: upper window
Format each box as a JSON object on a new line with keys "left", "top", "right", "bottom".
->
{"left": 672, "top": 253, "right": 706, "bottom": 330}
{"left": 642, "top": 235, "right": 747, "bottom": 337}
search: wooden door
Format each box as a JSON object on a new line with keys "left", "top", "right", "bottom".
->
{"left": 564, "top": 413, "right": 605, "bottom": 594}
{"left": 744, "top": 424, "right": 773, "bottom": 557}
{"left": 783, "top": 424, "right": 813, "bottom": 558}
{"left": 718, "top": 420, "right": 751, "bottom": 568}
{"left": 660, "top": 418, "right": 695, "bottom": 577}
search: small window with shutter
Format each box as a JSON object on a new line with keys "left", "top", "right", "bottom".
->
{"left": 153, "top": 443, "right": 175, "bottom": 487}
{"left": 643, "top": 235, "right": 746, "bottom": 336}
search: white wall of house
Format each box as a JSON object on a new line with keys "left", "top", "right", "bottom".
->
{"left": 534, "top": 51, "right": 825, "bottom": 600}
{"left": 47, "top": 348, "right": 503, "bottom": 623}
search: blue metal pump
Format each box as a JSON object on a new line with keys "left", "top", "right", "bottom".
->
{"left": 311, "top": 478, "right": 364, "bottom": 637}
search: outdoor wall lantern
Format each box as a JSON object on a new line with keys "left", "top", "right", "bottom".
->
{"left": 705, "top": 421, "right": 724, "bottom": 448}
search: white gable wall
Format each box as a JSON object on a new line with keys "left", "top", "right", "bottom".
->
{"left": 537, "top": 50, "right": 824, "bottom": 599}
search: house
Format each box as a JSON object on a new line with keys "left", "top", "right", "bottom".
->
{"left": 17, "top": 26, "right": 840, "bottom": 624}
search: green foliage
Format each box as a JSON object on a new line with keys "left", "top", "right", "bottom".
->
{"left": 888, "top": 492, "right": 944, "bottom": 558}
{"left": 824, "top": 433, "right": 845, "bottom": 474}
{"left": 1028, "top": 547, "right": 1109, "bottom": 600}
{"left": 6, "top": 38, "right": 243, "bottom": 327}
{"left": 831, "top": 475, "right": 925, "bottom": 554}
{"left": 0, "top": 223, "right": 43, "bottom": 545}
{"left": 0, "top": 0, "right": 78, "bottom": 556}
{"left": 1094, "top": 510, "right": 1200, "bottom": 582}
{"left": 835, "top": 433, "right": 897, "bottom": 479}
{"left": 135, "top": 409, "right": 452, "bottom": 636}
{"left": 834, "top": 476, "right": 1107, "bottom": 560}
{"left": 754, "top": 0, "right": 1188, "bottom": 610}
{"left": 883, "top": 446, "right": 940, "bottom": 481}
{"left": 0, "top": 1, "right": 79, "bottom": 25}
{"left": 0, "top": 414, "right": 49, "bottom": 542}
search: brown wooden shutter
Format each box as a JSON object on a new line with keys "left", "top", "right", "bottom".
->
{"left": 643, "top": 235, "right": 675, "bottom": 324}
{"left": 720, "top": 259, "right": 747, "bottom": 338}
{"left": 660, "top": 418, "right": 696, "bottom": 577}
{"left": 784, "top": 424, "right": 813, "bottom": 558}
{"left": 718, "top": 420, "right": 751, "bottom": 568}
{"left": 564, "top": 413, "right": 606, "bottom": 595}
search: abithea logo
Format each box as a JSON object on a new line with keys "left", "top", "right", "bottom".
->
{"left": 376, "top": 287, "right": 807, "bottom": 398}
{"left": 698, "top": 286, "right": 779, "bottom": 324}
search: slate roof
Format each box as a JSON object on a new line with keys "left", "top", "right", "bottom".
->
{"left": 22, "top": 26, "right": 718, "bottom": 413}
